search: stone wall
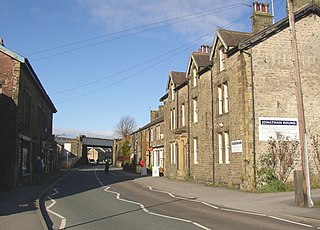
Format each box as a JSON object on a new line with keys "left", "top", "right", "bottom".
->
{"left": 189, "top": 69, "right": 214, "bottom": 182}
{"left": 253, "top": 14, "right": 320, "bottom": 178}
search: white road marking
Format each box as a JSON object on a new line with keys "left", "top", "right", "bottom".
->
{"left": 95, "top": 167, "right": 211, "bottom": 230}
{"left": 268, "top": 216, "right": 314, "bottom": 228}
{"left": 144, "top": 186, "right": 316, "bottom": 229}
{"left": 103, "top": 186, "right": 211, "bottom": 230}
{"left": 46, "top": 188, "right": 66, "bottom": 230}
{"left": 94, "top": 166, "right": 104, "bottom": 186}
{"left": 95, "top": 168, "right": 316, "bottom": 229}
{"left": 220, "top": 208, "right": 266, "bottom": 217}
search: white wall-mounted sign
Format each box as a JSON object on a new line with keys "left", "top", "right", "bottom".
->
{"left": 258, "top": 117, "right": 299, "bottom": 141}
{"left": 231, "top": 140, "right": 243, "bottom": 153}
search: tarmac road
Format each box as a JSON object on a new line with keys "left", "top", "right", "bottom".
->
{"left": 42, "top": 164, "right": 318, "bottom": 230}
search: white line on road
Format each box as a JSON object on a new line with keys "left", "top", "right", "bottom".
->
{"left": 103, "top": 186, "right": 211, "bottom": 230}
{"left": 95, "top": 169, "right": 315, "bottom": 229}
{"left": 145, "top": 186, "right": 315, "bottom": 229}
{"left": 268, "top": 216, "right": 314, "bottom": 228}
{"left": 94, "top": 166, "right": 104, "bottom": 186}
{"left": 94, "top": 167, "right": 211, "bottom": 230}
{"left": 46, "top": 188, "right": 67, "bottom": 230}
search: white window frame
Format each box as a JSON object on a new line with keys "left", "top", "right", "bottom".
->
{"left": 218, "top": 83, "right": 229, "bottom": 115}
{"left": 223, "top": 84, "right": 229, "bottom": 113}
{"left": 170, "top": 142, "right": 177, "bottom": 164}
{"left": 170, "top": 109, "right": 176, "bottom": 130}
{"left": 193, "top": 97, "right": 198, "bottom": 123}
{"left": 218, "top": 132, "right": 230, "bottom": 164}
{"left": 171, "top": 83, "right": 175, "bottom": 101}
{"left": 218, "top": 86, "right": 223, "bottom": 115}
{"left": 170, "top": 142, "right": 173, "bottom": 164}
{"left": 174, "top": 142, "right": 177, "bottom": 164}
{"left": 173, "top": 108, "right": 176, "bottom": 129}
{"left": 193, "top": 138, "right": 198, "bottom": 164}
{"left": 219, "top": 47, "right": 225, "bottom": 72}
{"left": 193, "top": 69, "right": 197, "bottom": 87}
{"left": 218, "top": 133, "right": 223, "bottom": 164}
{"left": 181, "top": 104, "right": 185, "bottom": 127}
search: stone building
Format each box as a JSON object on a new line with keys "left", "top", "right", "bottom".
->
{"left": 160, "top": 47, "right": 213, "bottom": 181}
{"left": 131, "top": 106, "right": 164, "bottom": 174}
{"left": 161, "top": 71, "right": 188, "bottom": 178}
{"left": 187, "top": 48, "right": 213, "bottom": 182}
{"left": 129, "top": 0, "right": 320, "bottom": 190}
{"left": 0, "top": 39, "right": 57, "bottom": 188}
{"left": 210, "top": 1, "right": 320, "bottom": 189}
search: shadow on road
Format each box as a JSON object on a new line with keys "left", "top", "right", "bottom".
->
{"left": 39, "top": 164, "right": 146, "bottom": 229}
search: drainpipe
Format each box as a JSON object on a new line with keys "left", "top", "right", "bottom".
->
{"left": 210, "top": 64, "right": 215, "bottom": 184}
{"left": 242, "top": 50, "right": 257, "bottom": 188}
{"left": 176, "top": 88, "right": 179, "bottom": 171}
{"left": 187, "top": 77, "right": 191, "bottom": 177}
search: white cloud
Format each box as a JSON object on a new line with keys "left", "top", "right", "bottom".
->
{"left": 54, "top": 127, "right": 115, "bottom": 139}
{"left": 76, "top": 0, "right": 252, "bottom": 39}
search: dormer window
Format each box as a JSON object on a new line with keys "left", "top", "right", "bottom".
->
{"left": 219, "top": 47, "right": 225, "bottom": 72}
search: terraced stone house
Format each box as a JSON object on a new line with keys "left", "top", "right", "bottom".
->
{"left": 0, "top": 39, "right": 57, "bottom": 188}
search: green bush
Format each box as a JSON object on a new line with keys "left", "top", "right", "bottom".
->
{"left": 257, "top": 180, "right": 293, "bottom": 193}
{"left": 311, "top": 175, "right": 320, "bottom": 189}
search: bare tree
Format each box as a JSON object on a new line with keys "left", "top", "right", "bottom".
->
{"left": 114, "top": 115, "right": 137, "bottom": 139}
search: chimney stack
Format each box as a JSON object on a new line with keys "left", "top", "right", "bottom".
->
{"left": 251, "top": 2, "right": 273, "bottom": 34}
{"left": 198, "top": 45, "right": 211, "bottom": 53}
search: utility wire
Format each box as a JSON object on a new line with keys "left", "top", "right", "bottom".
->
{"left": 55, "top": 12, "right": 252, "bottom": 104}
{"left": 50, "top": 32, "right": 211, "bottom": 95}
{"left": 51, "top": 9, "right": 251, "bottom": 96}
{"left": 28, "top": 1, "right": 252, "bottom": 57}
{"left": 29, "top": 1, "right": 251, "bottom": 61}
{"left": 56, "top": 32, "right": 215, "bottom": 104}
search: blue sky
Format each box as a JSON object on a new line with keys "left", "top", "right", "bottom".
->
{"left": 0, "top": 0, "right": 286, "bottom": 138}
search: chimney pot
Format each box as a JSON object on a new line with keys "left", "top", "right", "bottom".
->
{"left": 252, "top": 2, "right": 273, "bottom": 33}
{"left": 253, "top": 2, "right": 270, "bottom": 13}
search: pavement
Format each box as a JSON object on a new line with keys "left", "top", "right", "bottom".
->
{"left": 0, "top": 170, "right": 69, "bottom": 230}
{"left": 0, "top": 167, "right": 319, "bottom": 229}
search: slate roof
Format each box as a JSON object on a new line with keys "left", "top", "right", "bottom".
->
{"left": 170, "top": 71, "right": 186, "bottom": 86}
{"left": 191, "top": 52, "right": 211, "bottom": 68}
{"left": 165, "top": 71, "right": 187, "bottom": 92}
{"left": 217, "top": 29, "right": 252, "bottom": 48}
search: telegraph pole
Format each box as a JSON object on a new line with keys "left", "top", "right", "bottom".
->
{"left": 287, "top": 0, "right": 313, "bottom": 207}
